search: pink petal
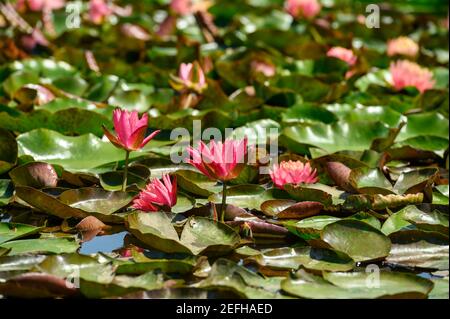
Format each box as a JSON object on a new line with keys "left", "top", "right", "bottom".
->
{"left": 140, "top": 130, "right": 161, "bottom": 149}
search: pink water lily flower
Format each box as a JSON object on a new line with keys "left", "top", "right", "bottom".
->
{"left": 171, "top": 62, "right": 208, "bottom": 94}
{"left": 17, "top": 0, "right": 65, "bottom": 12}
{"left": 170, "top": 0, "right": 192, "bottom": 15}
{"left": 89, "top": 0, "right": 113, "bottom": 24}
{"left": 170, "top": 0, "right": 210, "bottom": 15}
{"left": 285, "top": 0, "right": 321, "bottom": 19}
{"left": 389, "top": 60, "right": 435, "bottom": 94}
{"left": 327, "top": 47, "right": 357, "bottom": 66}
{"left": 387, "top": 37, "right": 419, "bottom": 58}
{"left": 186, "top": 138, "right": 248, "bottom": 182}
{"left": 132, "top": 174, "right": 177, "bottom": 212}
{"left": 251, "top": 60, "right": 276, "bottom": 77}
{"left": 270, "top": 160, "right": 319, "bottom": 189}
{"left": 102, "top": 109, "right": 160, "bottom": 152}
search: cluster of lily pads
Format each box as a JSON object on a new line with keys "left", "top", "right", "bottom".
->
{"left": 0, "top": 0, "right": 449, "bottom": 299}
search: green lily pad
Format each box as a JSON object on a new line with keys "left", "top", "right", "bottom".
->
{"left": 231, "top": 119, "right": 280, "bottom": 145}
{"left": 180, "top": 217, "right": 241, "bottom": 255}
{"left": 331, "top": 105, "right": 405, "bottom": 128}
{"left": 9, "top": 58, "right": 77, "bottom": 79}
{"left": 176, "top": 170, "right": 222, "bottom": 197}
{"left": 321, "top": 220, "right": 392, "bottom": 262}
{"left": 282, "top": 269, "right": 433, "bottom": 299}
{"left": 99, "top": 165, "right": 151, "bottom": 191}
{"left": 126, "top": 212, "right": 189, "bottom": 254}
{"left": 284, "top": 183, "right": 344, "bottom": 206}
{"left": 433, "top": 185, "right": 449, "bottom": 205}
{"left": 58, "top": 188, "right": 133, "bottom": 222}
{"left": 15, "top": 186, "right": 89, "bottom": 219}
{"left": 126, "top": 212, "right": 240, "bottom": 255}
{"left": 393, "top": 168, "right": 439, "bottom": 195}
{"left": 285, "top": 216, "right": 341, "bottom": 241}
{"left": 286, "top": 212, "right": 381, "bottom": 241}
{"left": 282, "top": 103, "right": 337, "bottom": 125}
{"left": 0, "top": 223, "right": 42, "bottom": 245}
{"left": 248, "top": 246, "right": 354, "bottom": 273}
{"left": 51, "top": 76, "right": 88, "bottom": 96}
{"left": 197, "top": 258, "right": 289, "bottom": 299}
{"left": 2, "top": 71, "right": 40, "bottom": 97}
{"left": 16, "top": 129, "right": 162, "bottom": 172}
{"left": 171, "top": 192, "right": 196, "bottom": 214}
{"left": 381, "top": 205, "right": 448, "bottom": 236}
{"left": 276, "top": 75, "right": 332, "bottom": 102}
{"left": 0, "top": 255, "right": 46, "bottom": 272}
{"left": 115, "top": 253, "right": 197, "bottom": 275}
{"left": 386, "top": 240, "right": 449, "bottom": 270}
{"left": 35, "top": 253, "right": 115, "bottom": 284}
{"left": 0, "top": 106, "right": 112, "bottom": 136}
{"left": 79, "top": 272, "right": 166, "bottom": 299}
{"left": 429, "top": 277, "right": 449, "bottom": 299}
{"left": 395, "top": 112, "right": 449, "bottom": 151}
{"left": 0, "top": 238, "right": 79, "bottom": 256}
{"left": 349, "top": 167, "right": 394, "bottom": 195}
{"left": 282, "top": 121, "right": 390, "bottom": 154}
{"left": 208, "top": 185, "right": 290, "bottom": 210}
{"left": 0, "top": 179, "right": 14, "bottom": 207}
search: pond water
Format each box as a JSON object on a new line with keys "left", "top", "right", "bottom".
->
{"left": 79, "top": 231, "right": 127, "bottom": 254}
{"left": 0, "top": 214, "right": 11, "bottom": 222}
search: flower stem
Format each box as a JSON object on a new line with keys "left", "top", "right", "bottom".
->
{"left": 122, "top": 150, "right": 130, "bottom": 191}
{"left": 182, "top": 93, "right": 194, "bottom": 109}
{"left": 309, "top": 25, "right": 323, "bottom": 44}
{"left": 220, "top": 182, "right": 227, "bottom": 223}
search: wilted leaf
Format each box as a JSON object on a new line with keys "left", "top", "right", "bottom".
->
{"left": 0, "top": 272, "right": 79, "bottom": 298}
{"left": 9, "top": 162, "right": 58, "bottom": 188}
{"left": 260, "top": 200, "right": 324, "bottom": 219}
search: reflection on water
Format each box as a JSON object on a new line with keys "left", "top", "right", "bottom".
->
{"left": 418, "top": 272, "right": 443, "bottom": 280}
{"left": 0, "top": 214, "right": 11, "bottom": 222}
{"left": 80, "top": 231, "right": 127, "bottom": 254}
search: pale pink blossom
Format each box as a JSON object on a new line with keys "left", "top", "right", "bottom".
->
{"left": 89, "top": 0, "right": 113, "bottom": 24}
{"left": 270, "top": 160, "right": 318, "bottom": 189}
{"left": 389, "top": 60, "right": 435, "bottom": 93}
{"left": 251, "top": 60, "right": 276, "bottom": 77}
{"left": 327, "top": 47, "right": 357, "bottom": 66}
{"left": 171, "top": 62, "right": 207, "bottom": 93}
{"left": 170, "top": 0, "right": 192, "bottom": 15}
{"left": 387, "top": 37, "right": 419, "bottom": 58}
{"left": 285, "top": 0, "right": 321, "bottom": 19}
{"left": 17, "top": 0, "right": 65, "bottom": 12}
